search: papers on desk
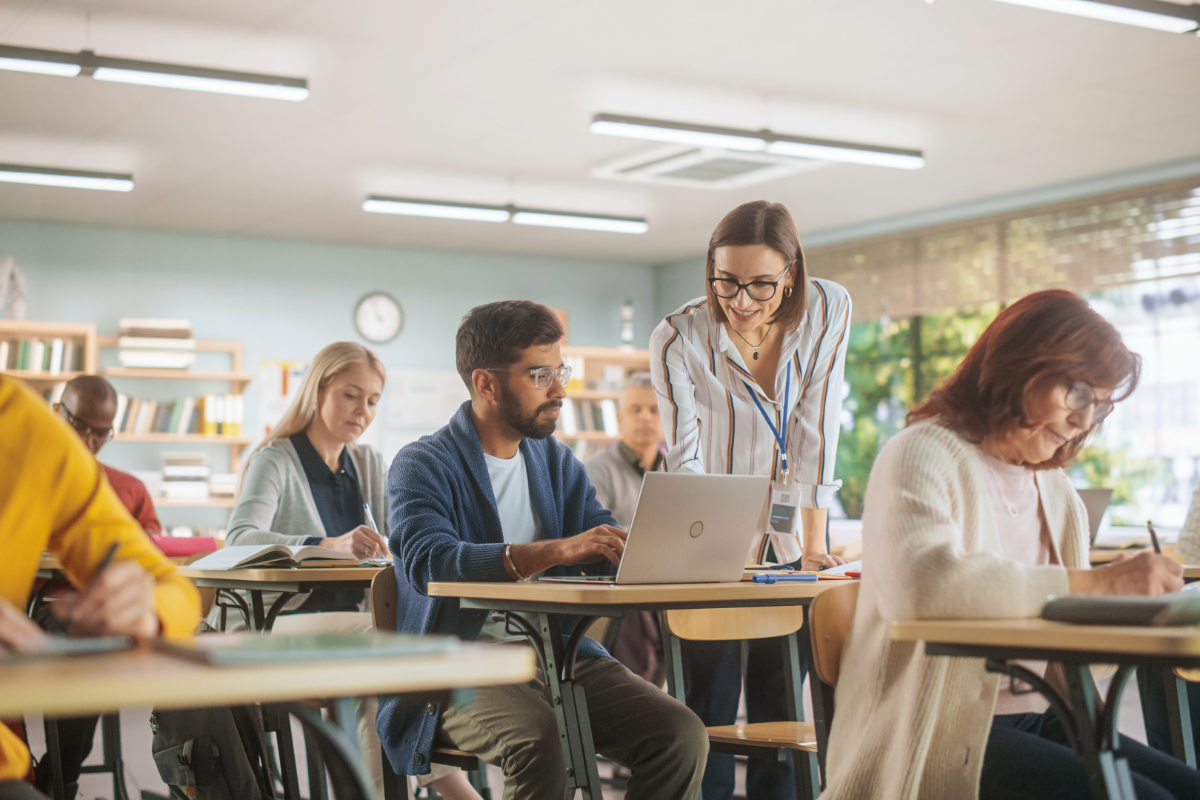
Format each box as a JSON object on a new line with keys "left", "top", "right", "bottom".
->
{"left": 820, "top": 559, "right": 862, "bottom": 577}
{"left": 1, "top": 636, "right": 133, "bottom": 662}
{"left": 1042, "top": 591, "right": 1200, "bottom": 627}
{"left": 187, "top": 544, "right": 357, "bottom": 570}
{"left": 157, "top": 632, "right": 458, "bottom": 665}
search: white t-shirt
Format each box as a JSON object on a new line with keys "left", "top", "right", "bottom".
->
{"left": 476, "top": 448, "right": 542, "bottom": 644}
{"left": 977, "top": 447, "right": 1054, "bottom": 715}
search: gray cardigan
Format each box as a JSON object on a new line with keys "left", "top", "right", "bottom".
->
{"left": 212, "top": 437, "right": 389, "bottom": 626}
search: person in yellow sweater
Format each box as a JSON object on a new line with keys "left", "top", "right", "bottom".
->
{"left": 0, "top": 375, "right": 200, "bottom": 800}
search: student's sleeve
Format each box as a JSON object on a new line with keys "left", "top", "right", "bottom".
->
{"left": 131, "top": 478, "right": 163, "bottom": 534}
{"left": 388, "top": 446, "right": 509, "bottom": 595}
{"left": 649, "top": 317, "right": 706, "bottom": 475}
{"left": 226, "top": 450, "right": 312, "bottom": 546}
{"left": 791, "top": 280, "right": 852, "bottom": 509}
{"left": 45, "top": 429, "right": 199, "bottom": 641}
{"left": 565, "top": 445, "right": 619, "bottom": 577}
{"left": 865, "top": 426, "right": 1068, "bottom": 622}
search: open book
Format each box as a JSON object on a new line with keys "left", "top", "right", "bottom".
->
{"left": 186, "top": 544, "right": 358, "bottom": 570}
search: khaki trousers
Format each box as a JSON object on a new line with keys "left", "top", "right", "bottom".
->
{"left": 438, "top": 656, "right": 708, "bottom": 800}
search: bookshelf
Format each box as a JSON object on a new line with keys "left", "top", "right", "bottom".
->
{"left": 0, "top": 320, "right": 98, "bottom": 386}
{"left": 556, "top": 345, "right": 651, "bottom": 456}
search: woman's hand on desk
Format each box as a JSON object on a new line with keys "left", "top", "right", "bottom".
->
{"left": 1068, "top": 551, "right": 1184, "bottom": 596}
{"left": 57, "top": 561, "right": 159, "bottom": 640}
{"left": 800, "top": 552, "right": 847, "bottom": 571}
{"left": 322, "top": 525, "right": 389, "bottom": 559}
{"left": 0, "top": 596, "right": 48, "bottom": 653}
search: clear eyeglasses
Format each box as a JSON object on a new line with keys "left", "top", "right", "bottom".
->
{"left": 487, "top": 365, "right": 572, "bottom": 389}
{"left": 1065, "top": 381, "right": 1115, "bottom": 424}
{"left": 708, "top": 265, "right": 791, "bottom": 302}
{"left": 60, "top": 403, "right": 115, "bottom": 442}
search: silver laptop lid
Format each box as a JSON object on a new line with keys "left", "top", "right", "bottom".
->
{"left": 1077, "top": 488, "right": 1114, "bottom": 545}
{"left": 615, "top": 472, "right": 771, "bottom": 585}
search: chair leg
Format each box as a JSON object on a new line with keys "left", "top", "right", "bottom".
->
{"left": 381, "top": 746, "right": 411, "bottom": 800}
{"left": 304, "top": 726, "right": 330, "bottom": 800}
{"left": 467, "top": 763, "right": 491, "bottom": 799}
{"left": 101, "top": 713, "right": 132, "bottom": 800}
{"left": 42, "top": 717, "right": 66, "bottom": 800}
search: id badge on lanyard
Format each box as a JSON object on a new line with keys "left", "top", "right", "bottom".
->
{"left": 744, "top": 364, "right": 800, "bottom": 536}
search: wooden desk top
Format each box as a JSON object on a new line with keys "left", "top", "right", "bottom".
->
{"left": 40, "top": 553, "right": 195, "bottom": 572}
{"left": 429, "top": 579, "right": 840, "bottom": 609}
{"left": 179, "top": 566, "right": 386, "bottom": 587}
{"left": 0, "top": 641, "right": 534, "bottom": 718}
{"left": 890, "top": 618, "right": 1200, "bottom": 659}
{"left": 1088, "top": 548, "right": 1200, "bottom": 579}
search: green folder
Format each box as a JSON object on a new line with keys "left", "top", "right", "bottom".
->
{"left": 157, "top": 631, "right": 458, "bottom": 665}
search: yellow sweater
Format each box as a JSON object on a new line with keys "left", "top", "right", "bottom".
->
{"left": 0, "top": 376, "right": 201, "bottom": 782}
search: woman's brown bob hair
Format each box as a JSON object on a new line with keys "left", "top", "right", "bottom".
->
{"left": 705, "top": 201, "right": 808, "bottom": 332}
{"left": 908, "top": 289, "right": 1140, "bottom": 469}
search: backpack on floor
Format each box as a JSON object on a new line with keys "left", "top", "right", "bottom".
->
{"left": 149, "top": 705, "right": 277, "bottom": 800}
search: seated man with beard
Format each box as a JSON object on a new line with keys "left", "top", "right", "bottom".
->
{"left": 377, "top": 300, "right": 707, "bottom": 800}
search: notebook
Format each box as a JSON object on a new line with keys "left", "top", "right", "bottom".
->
{"left": 1, "top": 636, "right": 133, "bottom": 662}
{"left": 1042, "top": 590, "right": 1200, "bottom": 627}
{"left": 186, "top": 544, "right": 358, "bottom": 570}
{"left": 157, "top": 632, "right": 458, "bottom": 665}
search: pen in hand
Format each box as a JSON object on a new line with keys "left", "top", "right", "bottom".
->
{"left": 42, "top": 543, "right": 119, "bottom": 636}
{"left": 1147, "top": 520, "right": 1162, "bottom": 556}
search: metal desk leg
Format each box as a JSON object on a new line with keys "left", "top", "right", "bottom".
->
{"left": 533, "top": 612, "right": 604, "bottom": 800}
{"left": 1064, "top": 664, "right": 1137, "bottom": 800}
{"left": 100, "top": 712, "right": 132, "bottom": 800}
{"left": 272, "top": 703, "right": 374, "bottom": 800}
{"left": 251, "top": 590, "right": 267, "bottom": 632}
{"left": 42, "top": 717, "right": 66, "bottom": 800}
{"left": 1162, "top": 671, "right": 1197, "bottom": 767}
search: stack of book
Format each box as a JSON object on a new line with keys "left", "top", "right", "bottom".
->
{"left": 112, "top": 393, "right": 243, "bottom": 436}
{"left": 0, "top": 337, "right": 85, "bottom": 375}
{"left": 209, "top": 473, "right": 237, "bottom": 498}
{"left": 117, "top": 319, "right": 196, "bottom": 370}
{"left": 162, "top": 453, "right": 210, "bottom": 500}
{"left": 556, "top": 397, "right": 619, "bottom": 437}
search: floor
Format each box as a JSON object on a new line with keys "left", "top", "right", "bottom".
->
{"left": 22, "top": 671, "right": 1151, "bottom": 800}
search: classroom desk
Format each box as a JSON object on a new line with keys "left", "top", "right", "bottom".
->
{"left": 890, "top": 618, "right": 1200, "bottom": 800}
{"left": 1088, "top": 549, "right": 1200, "bottom": 581}
{"left": 428, "top": 579, "right": 839, "bottom": 800}
{"left": 179, "top": 566, "right": 386, "bottom": 631}
{"left": 2, "top": 640, "right": 534, "bottom": 800}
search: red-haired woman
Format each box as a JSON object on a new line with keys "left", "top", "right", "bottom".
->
{"left": 650, "top": 200, "right": 851, "bottom": 799}
{"left": 822, "top": 290, "right": 1198, "bottom": 800}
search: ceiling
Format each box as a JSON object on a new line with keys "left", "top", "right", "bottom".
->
{"left": 1, "top": 0, "right": 1198, "bottom": 264}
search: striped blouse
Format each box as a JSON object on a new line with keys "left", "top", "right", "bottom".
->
{"left": 648, "top": 279, "right": 852, "bottom": 563}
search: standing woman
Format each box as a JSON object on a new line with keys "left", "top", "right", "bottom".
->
{"left": 649, "top": 200, "right": 851, "bottom": 799}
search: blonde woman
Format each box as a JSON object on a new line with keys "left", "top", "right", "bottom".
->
{"left": 224, "top": 342, "right": 479, "bottom": 800}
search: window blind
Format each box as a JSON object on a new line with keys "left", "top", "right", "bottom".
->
{"left": 807, "top": 176, "right": 1200, "bottom": 322}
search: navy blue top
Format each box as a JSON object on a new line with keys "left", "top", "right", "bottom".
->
{"left": 376, "top": 401, "right": 617, "bottom": 776}
{"left": 290, "top": 430, "right": 364, "bottom": 612}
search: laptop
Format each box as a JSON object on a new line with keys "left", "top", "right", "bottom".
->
{"left": 1077, "top": 488, "right": 1114, "bottom": 545}
{"left": 544, "top": 472, "right": 771, "bottom": 585}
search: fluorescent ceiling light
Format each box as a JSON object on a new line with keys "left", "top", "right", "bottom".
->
{"left": 0, "top": 44, "right": 309, "bottom": 101}
{"left": 364, "top": 196, "right": 648, "bottom": 234}
{"left": 990, "top": 0, "right": 1200, "bottom": 33}
{"left": 512, "top": 210, "right": 649, "bottom": 234}
{"left": 590, "top": 115, "right": 766, "bottom": 152}
{"left": 362, "top": 196, "right": 511, "bottom": 222}
{"left": 591, "top": 113, "right": 925, "bottom": 170}
{"left": 0, "top": 163, "right": 133, "bottom": 192}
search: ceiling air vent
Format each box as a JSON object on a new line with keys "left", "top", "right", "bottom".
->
{"left": 592, "top": 144, "right": 828, "bottom": 190}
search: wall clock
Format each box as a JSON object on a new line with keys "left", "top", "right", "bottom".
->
{"left": 354, "top": 291, "right": 404, "bottom": 344}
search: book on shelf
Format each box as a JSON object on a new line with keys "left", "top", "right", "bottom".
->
{"left": 209, "top": 473, "right": 237, "bottom": 497}
{"left": 599, "top": 398, "right": 619, "bottom": 437}
{"left": 187, "top": 544, "right": 358, "bottom": 570}
{"left": 0, "top": 337, "right": 85, "bottom": 374}
{"left": 117, "top": 336, "right": 196, "bottom": 350}
{"left": 117, "top": 350, "right": 197, "bottom": 369}
{"left": 558, "top": 398, "right": 578, "bottom": 435}
{"left": 111, "top": 393, "right": 240, "bottom": 436}
{"left": 118, "top": 319, "right": 192, "bottom": 339}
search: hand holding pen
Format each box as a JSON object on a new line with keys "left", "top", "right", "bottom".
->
{"left": 54, "top": 543, "right": 160, "bottom": 639}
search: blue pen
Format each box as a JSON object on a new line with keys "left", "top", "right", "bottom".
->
{"left": 363, "top": 502, "right": 379, "bottom": 532}
{"left": 752, "top": 573, "right": 818, "bottom": 584}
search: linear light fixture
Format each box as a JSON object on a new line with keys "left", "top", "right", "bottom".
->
{"left": 363, "top": 196, "right": 648, "bottom": 234}
{"left": 591, "top": 113, "right": 926, "bottom": 170}
{"left": 990, "top": 0, "right": 1200, "bottom": 33}
{"left": 0, "top": 44, "right": 309, "bottom": 100}
{"left": 0, "top": 163, "right": 133, "bottom": 192}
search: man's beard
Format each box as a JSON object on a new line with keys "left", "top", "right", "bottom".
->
{"left": 497, "top": 383, "right": 561, "bottom": 440}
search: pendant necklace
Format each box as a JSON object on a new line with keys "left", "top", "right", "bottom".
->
{"left": 982, "top": 455, "right": 1020, "bottom": 517}
{"left": 731, "top": 322, "right": 774, "bottom": 361}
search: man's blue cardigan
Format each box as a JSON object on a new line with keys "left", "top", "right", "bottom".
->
{"left": 376, "top": 401, "right": 618, "bottom": 776}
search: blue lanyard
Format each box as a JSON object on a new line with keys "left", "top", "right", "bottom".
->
{"left": 743, "top": 362, "right": 791, "bottom": 483}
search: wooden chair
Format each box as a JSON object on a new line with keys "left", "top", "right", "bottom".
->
{"left": 370, "top": 569, "right": 492, "bottom": 800}
{"left": 661, "top": 605, "right": 821, "bottom": 800}
{"left": 806, "top": 581, "right": 860, "bottom": 785}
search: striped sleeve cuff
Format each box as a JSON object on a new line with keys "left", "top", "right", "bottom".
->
{"left": 798, "top": 481, "right": 842, "bottom": 510}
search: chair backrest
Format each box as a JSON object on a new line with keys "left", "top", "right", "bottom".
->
{"left": 664, "top": 605, "right": 807, "bottom": 642}
{"left": 370, "top": 568, "right": 398, "bottom": 633}
{"left": 808, "top": 581, "right": 860, "bottom": 687}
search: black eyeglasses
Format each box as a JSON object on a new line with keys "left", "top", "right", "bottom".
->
{"left": 1065, "top": 381, "right": 1115, "bottom": 425}
{"left": 59, "top": 402, "right": 115, "bottom": 442}
{"left": 487, "top": 366, "right": 572, "bottom": 389}
{"left": 708, "top": 265, "right": 792, "bottom": 302}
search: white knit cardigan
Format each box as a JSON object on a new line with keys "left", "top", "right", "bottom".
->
{"left": 821, "top": 420, "right": 1089, "bottom": 800}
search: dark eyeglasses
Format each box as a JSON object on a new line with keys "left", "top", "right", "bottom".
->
{"left": 1065, "top": 382, "right": 1115, "bottom": 425}
{"left": 487, "top": 365, "right": 572, "bottom": 389}
{"left": 708, "top": 265, "right": 792, "bottom": 302}
{"left": 59, "top": 403, "right": 114, "bottom": 443}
